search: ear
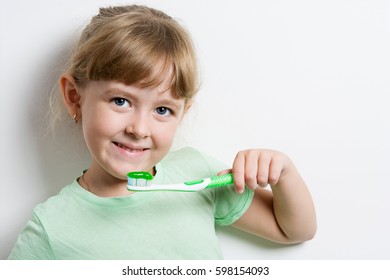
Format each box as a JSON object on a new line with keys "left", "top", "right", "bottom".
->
{"left": 59, "top": 74, "right": 82, "bottom": 122}
{"left": 179, "top": 100, "right": 193, "bottom": 123}
{"left": 184, "top": 100, "right": 193, "bottom": 114}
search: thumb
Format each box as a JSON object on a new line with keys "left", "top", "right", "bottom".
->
{"left": 216, "top": 168, "right": 243, "bottom": 194}
{"left": 217, "top": 168, "right": 232, "bottom": 176}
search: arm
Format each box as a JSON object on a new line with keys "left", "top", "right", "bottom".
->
{"left": 224, "top": 149, "right": 317, "bottom": 244}
{"left": 8, "top": 213, "right": 55, "bottom": 259}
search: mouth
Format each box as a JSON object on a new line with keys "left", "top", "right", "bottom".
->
{"left": 113, "top": 142, "right": 149, "bottom": 153}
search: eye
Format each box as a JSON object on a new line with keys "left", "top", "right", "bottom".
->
{"left": 112, "top": 98, "right": 129, "bottom": 107}
{"left": 155, "top": 107, "right": 173, "bottom": 117}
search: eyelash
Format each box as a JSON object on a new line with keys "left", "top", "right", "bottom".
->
{"left": 155, "top": 107, "right": 173, "bottom": 117}
{"left": 112, "top": 97, "right": 129, "bottom": 107}
{"left": 111, "top": 98, "right": 174, "bottom": 117}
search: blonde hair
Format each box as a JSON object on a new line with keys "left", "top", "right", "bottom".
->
{"left": 69, "top": 5, "right": 198, "bottom": 99}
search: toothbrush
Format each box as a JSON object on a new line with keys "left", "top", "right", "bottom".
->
{"left": 127, "top": 171, "right": 234, "bottom": 192}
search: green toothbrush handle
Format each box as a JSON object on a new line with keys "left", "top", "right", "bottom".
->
{"left": 206, "top": 173, "right": 234, "bottom": 189}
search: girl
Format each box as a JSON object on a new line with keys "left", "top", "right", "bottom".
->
{"left": 8, "top": 5, "right": 316, "bottom": 259}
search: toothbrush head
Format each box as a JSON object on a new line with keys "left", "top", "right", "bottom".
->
{"left": 127, "top": 171, "right": 153, "bottom": 187}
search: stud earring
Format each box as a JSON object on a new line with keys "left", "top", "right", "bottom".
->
{"left": 73, "top": 114, "right": 77, "bottom": 124}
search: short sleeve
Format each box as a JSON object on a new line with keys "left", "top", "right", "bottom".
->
{"left": 8, "top": 212, "right": 55, "bottom": 260}
{"left": 213, "top": 184, "right": 254, "bottom": 226}
{"left": 202, "top": 152, "right": 255, "bottom": 226}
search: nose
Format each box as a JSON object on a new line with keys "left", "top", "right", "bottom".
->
{"left": 125, "top": 111, "right": 151, "bottom": 139}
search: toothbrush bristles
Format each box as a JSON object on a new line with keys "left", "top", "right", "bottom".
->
{"left": 128, "top": 178, "right": 152, "bottom": 187}
{"left": 127, "top": 171, "right": 153, "bottom": 187}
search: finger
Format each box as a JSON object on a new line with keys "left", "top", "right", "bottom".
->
{"left": 268, "top": 158, "right": 283, "bottom": 186}
{"left": 257, "top": 154, "right": 271, "bottom": 188}
{"left": 244, "top": 151, "right": 260, "bottom": 190}
{"left": 217, "top": 169, "right": 232, "bottom": 176}
{"left": 232, "top": 152, "right": 245, "bottom": 194}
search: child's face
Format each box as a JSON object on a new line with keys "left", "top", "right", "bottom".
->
{"left": 79, "top": 79, "right": 188, "bottom": 181}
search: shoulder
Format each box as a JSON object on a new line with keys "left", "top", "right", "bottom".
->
{"left": 165, "top": 146, "right": 203, "bottom": 159}
{"left": 160, "top": 147, "right": 227, "bottom": 181}
{"left": 32, "top": 182, "right": 77, "bottom": 220}
{"left": 162, "top": 147, "right": 207, "bottom": 167}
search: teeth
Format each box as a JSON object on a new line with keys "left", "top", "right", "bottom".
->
{"left": 116, "top": 143, "right": 145, "bottom": 152}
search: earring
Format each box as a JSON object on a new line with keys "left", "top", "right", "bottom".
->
{"left": 73, "top": 114, "right": 78, "bottom": 124}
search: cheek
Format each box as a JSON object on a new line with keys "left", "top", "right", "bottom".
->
{"left": 82, "top": 109, "right": 119, "bottom": 143}
{"left": 153, "top": 122, "right": 179, "bottom": 146}
{"left": 85, "top": 119, "right": 111, "bottom": 138}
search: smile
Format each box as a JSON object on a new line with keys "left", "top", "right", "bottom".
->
{"left": 113, "top": 142, "right": 149, "bottom": 153}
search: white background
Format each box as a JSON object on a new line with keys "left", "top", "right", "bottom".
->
{"left": 1, "top": 0, "right": 390, "bottom": 259}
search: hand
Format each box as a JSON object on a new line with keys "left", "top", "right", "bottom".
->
{"left": 227, "top": 149, "right": 317, "bottom": 243}
{"left": 219, "top": 149, "right": 292, "bottom": 194}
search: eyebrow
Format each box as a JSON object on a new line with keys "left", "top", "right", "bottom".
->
{"left": 104, "top": 88, "right": 133, "bottom": 96}
{"left": 156, "top": 98, "right": 183, "bottom": 110}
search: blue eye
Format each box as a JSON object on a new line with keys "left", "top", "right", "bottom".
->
{"left": 113, "top": 98, "right": 128, "bottom": 107}
{"left": 155, "top": 107, "right": 172, "bottom": 116}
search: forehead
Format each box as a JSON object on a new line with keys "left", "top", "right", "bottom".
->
{"left": 86, "top": 79, "right": 183, "bottom": 105}
{"left": 84, "top": 59, "right": 175, "bottom": 95}
{"left": 106, "top": 80, "right": 175, "bottom": 98}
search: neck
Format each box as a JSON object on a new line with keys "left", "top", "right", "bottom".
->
{"left": 79, "top": 170, "right": 132, "bottom": 197}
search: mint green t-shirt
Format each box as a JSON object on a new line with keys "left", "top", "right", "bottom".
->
{"left": 8, "top": 147, "right": 254, "bottom": 259}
